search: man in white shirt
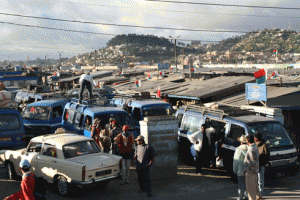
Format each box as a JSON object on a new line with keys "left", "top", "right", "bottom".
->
{"left": 79, "top": 72, "right": 94, "bottom": 101}
{"left": 188, "top": 124, "right": 209, "bottom": 175}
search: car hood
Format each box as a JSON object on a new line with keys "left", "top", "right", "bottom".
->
{"left": 68, "top": 153, "right": 121, "bottom": 171}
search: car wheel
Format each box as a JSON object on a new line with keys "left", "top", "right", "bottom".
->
{"left": 7, "top": 162, "right": 16, "bottom": 180}
{"left": 57, "top": 176, "right": 70, "bottom": 196}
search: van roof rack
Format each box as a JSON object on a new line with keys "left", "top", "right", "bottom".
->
{"left": 69, "top": 97, "right": 112, "bottom": 107}
{"left": 184, "top": 104, "right": 257, "bottom": 119}
{"left": 114, "top": 92, "right": 158, "bottom": 101}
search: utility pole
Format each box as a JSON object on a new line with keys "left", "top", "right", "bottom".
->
{"left": 58, "top": 51, "right": 63, "bottom": 69}
{"left": 169, "top": 36, "right": 180, "bottom": 72}
{"left": 45, "top": 54, "right": 49, "bottom": 70}
{"left": 94, "top": 50, "right": 97, "bottom": 69}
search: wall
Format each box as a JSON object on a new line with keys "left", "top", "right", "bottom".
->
{"left": 139, "top": 115, "right": 178, "bottom": 180}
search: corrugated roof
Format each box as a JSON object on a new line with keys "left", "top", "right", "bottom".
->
{"left": 218, "top": 86, "right": 300, "bottom": 106}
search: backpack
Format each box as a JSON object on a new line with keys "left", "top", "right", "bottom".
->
{"left": 26, "top": 174, "right": 48, "bottom": 200}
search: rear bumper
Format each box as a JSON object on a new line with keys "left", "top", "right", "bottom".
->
{"left": 71, "top": 173, "right": 120, "bottom": 187}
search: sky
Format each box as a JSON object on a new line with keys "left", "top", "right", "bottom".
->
{"left": 0, "top": 0, "right": 299, "bottom": 61}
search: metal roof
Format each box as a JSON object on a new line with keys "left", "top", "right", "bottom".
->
{"left": 218, "top": 86, "right": 300, "bottom": 106}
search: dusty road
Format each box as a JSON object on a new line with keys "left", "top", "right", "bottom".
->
{"left": 1, "top": 161, "right": 300, "bottom": 200}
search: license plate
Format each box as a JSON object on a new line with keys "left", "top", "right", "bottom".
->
{"left": 96, "top": 169, "right": 112, "bottom": 177}
{"left": 0, "top": 137, "right": 11, "bottom": 142}
{"left": 276, "top": 172, "right": 286, "bottom": 178}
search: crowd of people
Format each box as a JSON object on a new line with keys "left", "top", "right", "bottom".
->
{"left": 86, "top": 117, "right": 156, "bottom": 197}
{"left": 188, "top": 124, "right": 270, "bottom": 200}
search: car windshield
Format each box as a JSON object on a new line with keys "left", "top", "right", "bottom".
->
{"left": 0, "top": 114, "right": 21, "bottom": 130}
{"left": 248, "top": 122, "right": 294, "bottom": 150}
{"left": 142, "top": 105, "right": 174, "bottom": 117}
{"left": 63, "top": 140, "right": 100, "bottom": 158}
{"left": 95, "top": 113, "right": 135, "bottom": 129}
{"left": 22, "top": 106, "right": 51, "bottom": 120}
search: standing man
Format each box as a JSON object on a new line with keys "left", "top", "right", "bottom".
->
{"left": 254, "top": 132, "right": 270, "bottom": 199}
{"left": 188, "top": 124, "right": 209, "bottom": 175}
{"left": 109, "top": 120, "right": 121, "bottom": 155}
{"left": 243, "top": 135, "right": 260, "bottom": 200}
{"left": 134, "top": 135, "right": 156, "bottom": 197}
{"left": 233, "top": 135, "right": 248, "bottom": 200}
{"left": 115, "top": 125, "right": 135, "bottom": 185}
{"left": 79, "top": 72, "right": 94, "bottom": 102}
{"left": 4, "top": 159, "right": 35, "bottom": 200}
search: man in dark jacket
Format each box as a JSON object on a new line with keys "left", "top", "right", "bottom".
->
{"left": 134, "top": 135, "right": 156, "bottom": 197}
{"left": 254, "top": 132, "right": 270, "bottom": 199}
{"left": 4, "top": 159, "right": 35, "bottom": 200}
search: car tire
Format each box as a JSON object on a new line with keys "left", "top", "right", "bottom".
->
{"left": 57, "top": 176, "right": 70, "bottom": 196}
{"left": 7, "top": 162, "right": 17, "bottom": 180}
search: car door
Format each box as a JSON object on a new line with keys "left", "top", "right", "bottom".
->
{"left": 21, "top": 142, "right": 43, "bottom": 176}
{"left": 35, "top": 143, "right": 58, "bottom": 182}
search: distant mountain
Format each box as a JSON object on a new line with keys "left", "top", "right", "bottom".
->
{"left": 206, "top": 28, "right": 300, "bottom": 54}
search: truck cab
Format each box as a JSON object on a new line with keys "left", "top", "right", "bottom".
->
{"left": 22, "top": 99, "right": 68, "bottom": 141}
{"left": 62, "top": 99, "right": 138, "bottom": 138}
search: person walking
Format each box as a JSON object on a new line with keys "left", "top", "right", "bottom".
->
{"left": 79, "top": 72, "right": 94, "bottom": 101}
{"left": 4, "top": 159, "right": 35, "bottom": 200}
{"left": 115, "top": 125, "right": 135, "bottom": 185}
{"left": 254, "top": 132, "right": 270, "bottom": 199}
{"left": 134, "top": 135, "right": 156, "bottom": 197}
{"left": 233, "top": 135, "right": 248, "bottom": 200}
{"left": 243, "top": 135, "right": 260, "bottom": 200}
{"left": 188, "top": 124, "right": 209, "bottom": 175}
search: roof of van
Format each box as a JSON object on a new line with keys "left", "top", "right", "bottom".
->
{"left": 84, "top": 106, "right": 127, "bottom": 115}
{"left": 114, "top": 98, "right": 170, "bottom": 107}
{"left": 29, "top": 99, "right": 68, "bottom": 106}
{"left": 232, "top": 115, "right": 277, "bottom": 124}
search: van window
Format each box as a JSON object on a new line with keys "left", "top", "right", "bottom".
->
{"left": 22, "top": 106, "right": 51, "bottom": 121}
{"left": 84, "top": 116, "right": 92, "bottom": 130}
{"left": 67, "top": 110, "right": 75, "bottom": 124}
{"left": 176, "top": 113, "right": 184, "bottom": 127}
{"left": 182, "top": 115, "right": 202, "bottom": 133}
{"left": 53, "top": 106, "right": 63, "bottom": 118}
{"left": 133, "top": 108, "right": 141, "bottom": 121}
{"left": 204, "top": 119, "right": 226, "bottom": 141}
{"left": 63, "top": 109, "right": 69, "bottom": 121}
{"left": 0, "top": 114, "right": 21, "bottom": 130}
{"left": 74, "top": 112, "right": 84, "bottom": 128}
{"left": 229, "top": 124, "right": 246, "bottom": 141}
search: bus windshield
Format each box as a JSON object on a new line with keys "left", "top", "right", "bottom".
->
{"left": 248, "top": 122, "right": 294, "bottom": 150}
{"left": 22, "top": 106, "right": 51, "bottom": 120}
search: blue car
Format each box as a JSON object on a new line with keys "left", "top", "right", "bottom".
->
{"left": 0, "top": 108, "right": 26, "bottom": 149}
{"left": 22, "top": 99, "right": 68, "bottom": 140}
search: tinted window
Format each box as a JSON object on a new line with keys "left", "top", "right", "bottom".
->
{"left": 248, "top": 122, "right": 293, "bottom": 149}
{"left": 27, "top": 142, "right": 42, "bottom": 153}
{"left": 229, "top": 124, "right": 246, "bottom": 141}
{"left": 0, "top": 114, "right": 21, "bottom": 130}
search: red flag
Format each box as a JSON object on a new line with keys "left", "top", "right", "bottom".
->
{"left": 147, "top": 74, "right": 151, "bottom": 78}
{"left": 159, "top": 71, "right": 162, "bottom": 75}
{"left": 254, "top": 69, "right": 266, "bottom": 79}
{"left": 156, "top": 87, "right": 161, "bottom": 98}
{"left": 135, "top": 80, "right": 139, "bottom": 85}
